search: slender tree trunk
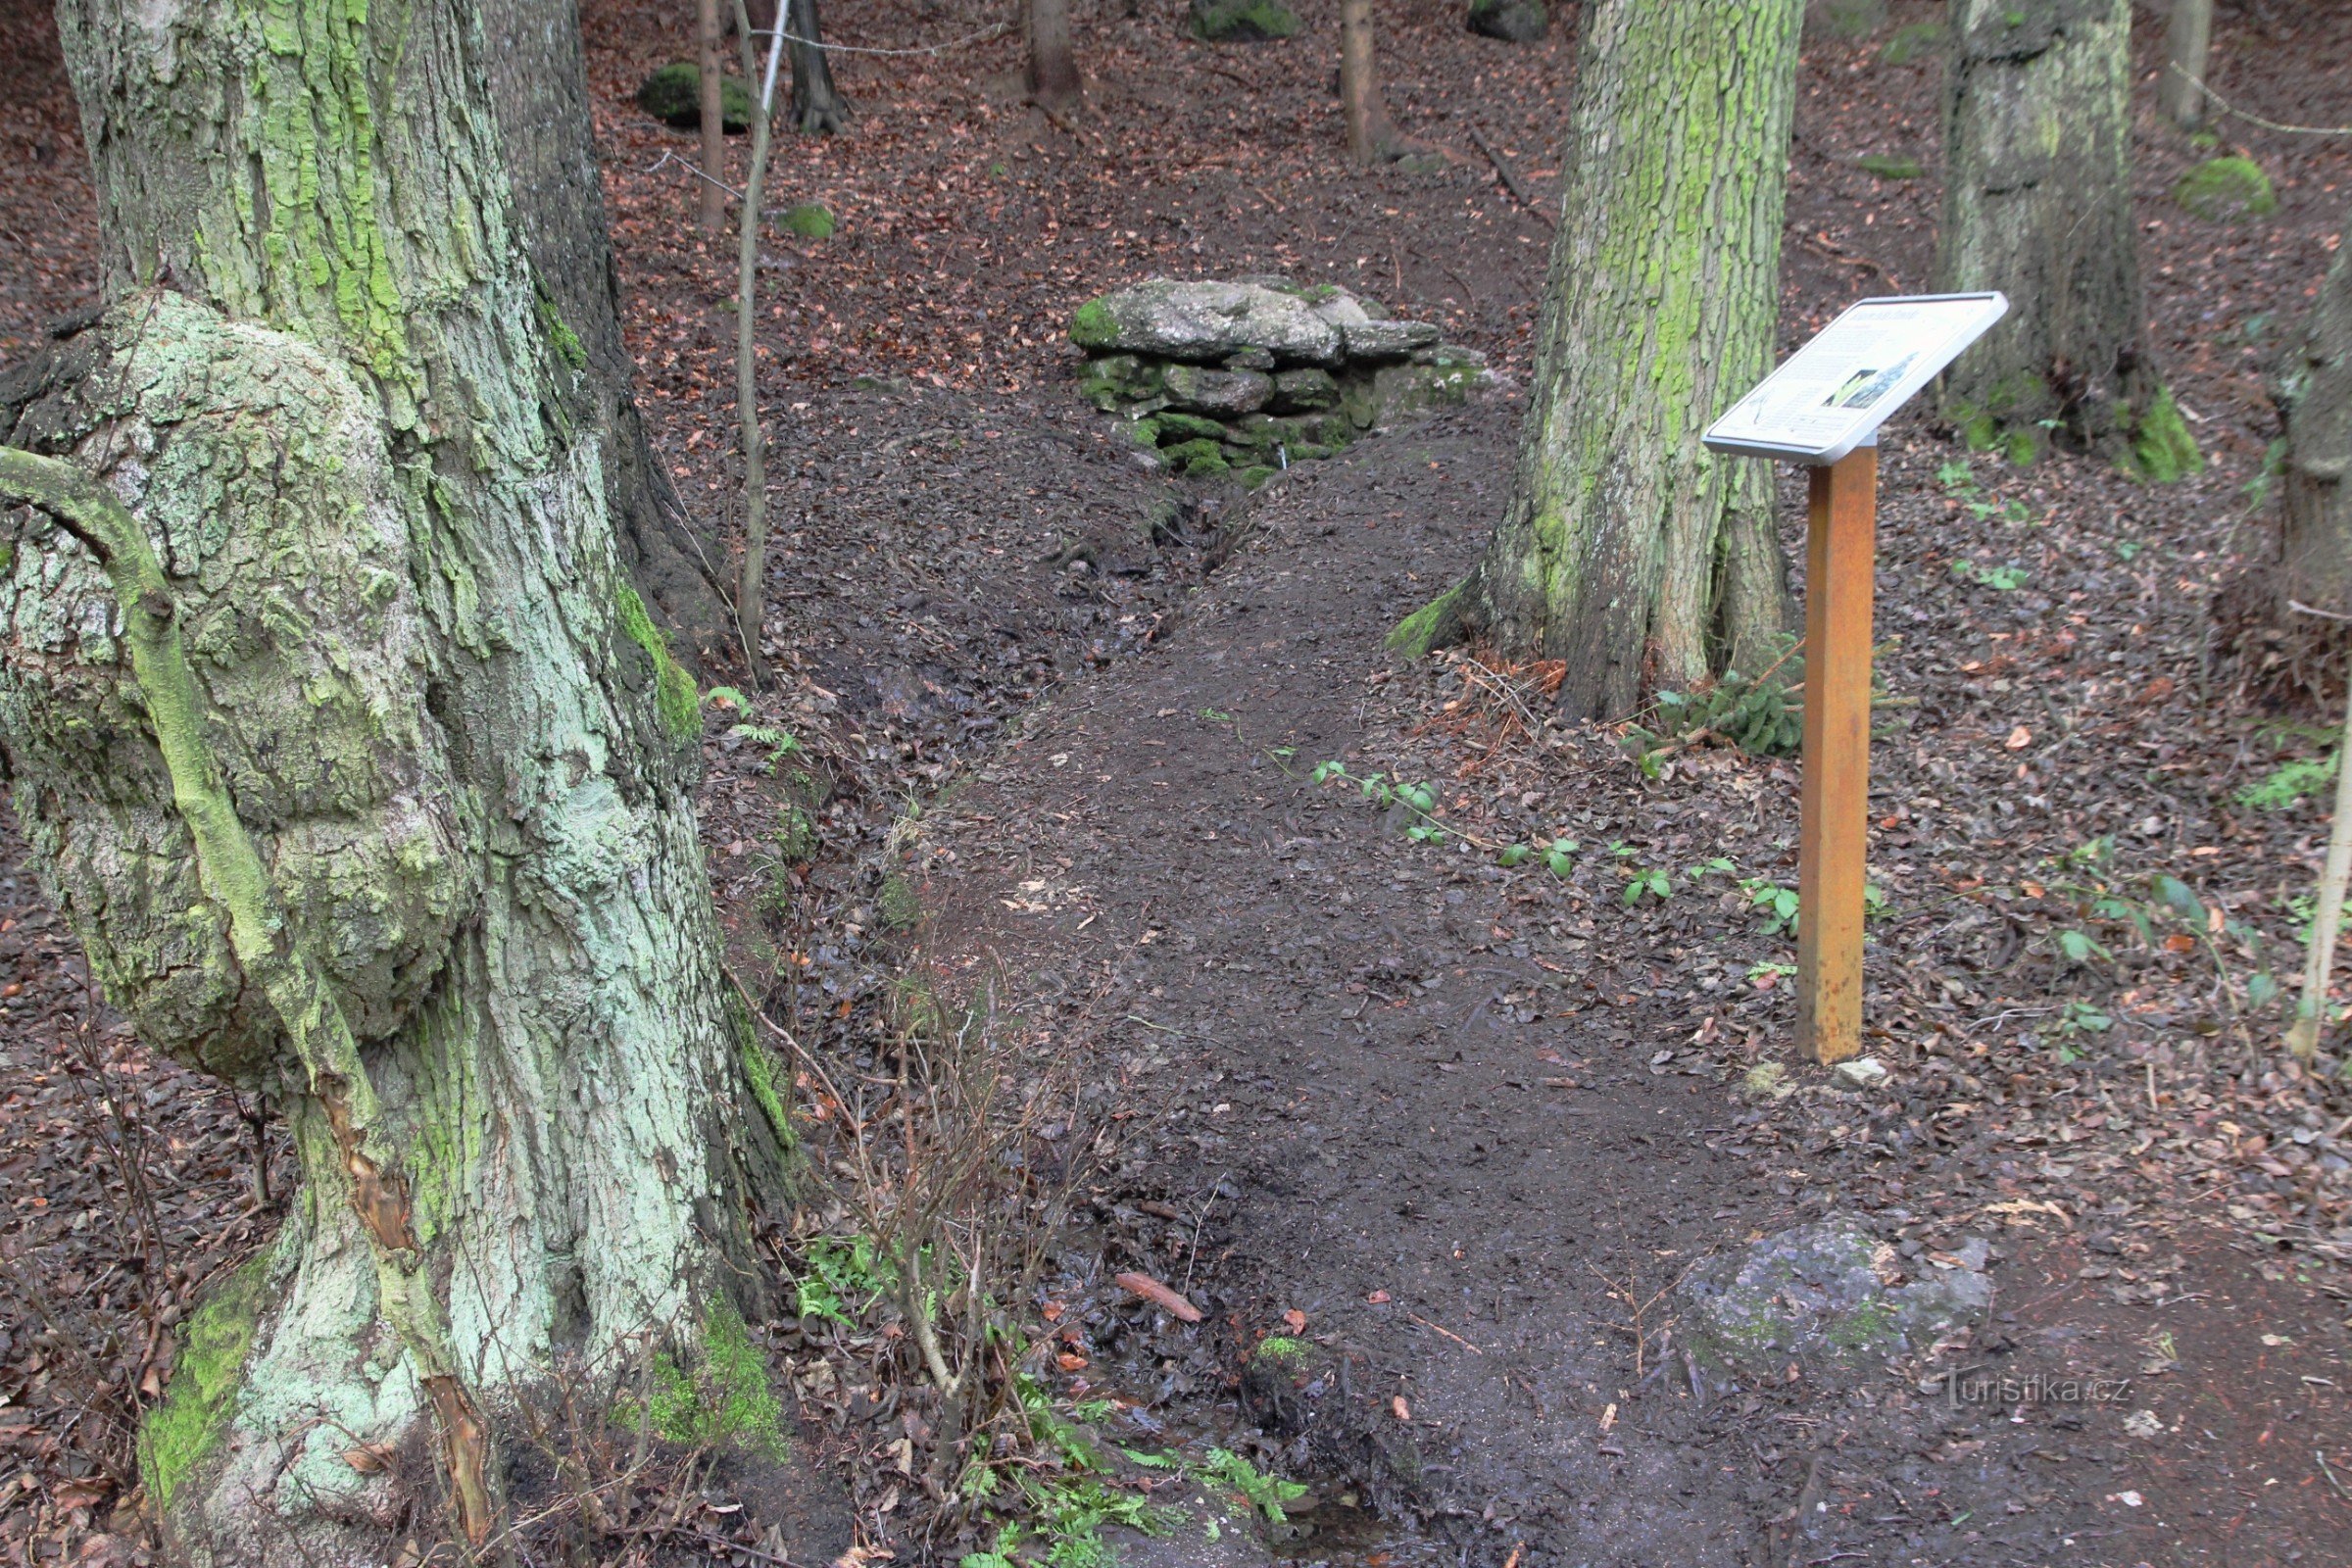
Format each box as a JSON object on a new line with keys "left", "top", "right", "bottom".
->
{"left": 1936, "top": 0, "right": 2200, "bottom": 478}
{"left": 785, "top": 0, "right": 847, "bottom": 134}
{"left": 480, "top": 0, "right": 736, "bottom": 668}
{"left": 2160, "top": 0, "right": 2213, "bottom": 131}
{"left": 1398, "top": 0, "right": 1802, "bottom": 719}
{"left": 6, "top": 0, "right": 792, "bottom": 1558}
{"left": 1339, "top": 0, "right": 1397, "bottom": 163}
{"left": 699, "top": 0, "right": 730, "bottom": 229}
{"left": 1027, "top": 0, "right": 1083, "bottom": 110}
{"left": 2278, "top": 226, "right": 2352, "bottom": 623}
{"left": 737, "top": 15, "right": 786, "bottom": 645}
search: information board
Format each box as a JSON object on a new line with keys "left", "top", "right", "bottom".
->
{"left": 1702, "top": 292, "right": 2008, "bottom": 465}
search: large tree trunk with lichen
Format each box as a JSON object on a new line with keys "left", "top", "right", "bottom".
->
{"left": 1398, "top": 0, "right": 1799, "bottom": 719}
{"left": 479, "top": 0, "right": 736, "bottom": 667}
{"left": 0, "top": 0, "right": 792, "bottom": 1559}
{"left": 1936, "top": 0, "right": 2200, "bottom": 479}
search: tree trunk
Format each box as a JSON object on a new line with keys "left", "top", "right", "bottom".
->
{"left": 2160, "top": 0, "right": 2213, "bottom": 131}
{"left": 480, "top": 0, "right": 737, "bottom": 669}
{"left": 1027, "top": 0, "right": 1083, "bottom": 110}
{"left": 1936, "top": 0, "right": 2200, "bottom": 479}
{"left": 1400, "top": 0, "right": 1802, "bottom": 719}
{"left": 1339, "top": 0, "right": 1397, "bottom": 163}
{"left": 699, "top": 0, "right": 730, "bottom": 230}
{"left": 6, "top": 0, "right": 792, "bottom": 1558}
{"left": 2278, "top": 228, "right": 2352, "bottom": 620}
{"left": 785, "top": 0, "right": 847, "bottom": 135}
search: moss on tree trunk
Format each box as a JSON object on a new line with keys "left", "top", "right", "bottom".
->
{"left": 1936, "top": 0, "right": 2200, "bottom": 479}
{"left": 1, "top": 0, "right": 792, "bottom": 1557}
{"left": 1412, "top": 0, "right": 1802, "bottom": 718}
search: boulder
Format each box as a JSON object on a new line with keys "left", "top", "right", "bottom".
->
{"left": 1679, "top": 1219, "right": 1992, "bottom": 1379}
{"left": 1070, "top": 280, "right": 1344, "bottom": 367}
{"left": 1270, "top": 368, "right": 1341, "bottom": 413}
{"left": 1151, "top": 411, "right": 1232, "bottom": 444}
{"left": 1163, "top": 364, "right": 1274, "bottom": 416}
{"left": 1339, "top": 319, "right": 1441, "bottom": 362}
{"left": 1466, "top": 0, "right": 1548, "bottom": 43}
{"left": 1191, "top": 0, "right": 1302, "bottom": 41}
{"left": 636, "top": 62, "right": 752, "bottom": 132}
{"left": 1224, "top": 346, "right": 1277, "bottom": 371}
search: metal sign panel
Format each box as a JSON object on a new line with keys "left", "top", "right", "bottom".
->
{"left": 1702, "top": 292, "right": 2008, "bottom": 466}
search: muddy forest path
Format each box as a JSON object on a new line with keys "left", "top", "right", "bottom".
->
{"left": 898, "top": 404, "right": 2061, "bottom": 1568}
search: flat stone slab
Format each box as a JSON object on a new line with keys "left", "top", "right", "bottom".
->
{"left": 1071, "top": 280, "right": 1345, "bottom": 367}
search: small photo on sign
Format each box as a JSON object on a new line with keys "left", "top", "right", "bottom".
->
{"left": 1823, "top": 354, "right": 1918, "bottom": 412}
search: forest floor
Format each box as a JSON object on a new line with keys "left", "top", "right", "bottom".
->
{"left": 7, "top": 0, "right": 2352, "bottom": 1565}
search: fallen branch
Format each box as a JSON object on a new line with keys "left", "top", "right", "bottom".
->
{"left": 1467, "top": 126, "right": 1556, "bottom": 231}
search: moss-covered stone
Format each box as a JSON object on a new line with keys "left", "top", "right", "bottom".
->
{"left": 140, "top": 1252, "right": 270, "bottom": 1512}
{"left": 1190, "top": 0, "right": 1300, "bottom": 41}
{"left": 1466, "top": 0, "right": 1547, "bottom": 43}
{"left": 1856, "top": 153, "right": 1923, "bottom": 179}
{"left": 1152, "top": 411, "right": 1231, "bottom": 445}
{"left": 635, "top": 62, "right": 753, "bottom": 132}
{"left": 1238, "top": 464, "right": 1279, "bottom": 490}
{"left": 1162, "top": 438, "right": 1232, "bottom": 477}
{"left": 776, "top": 202, "right": 836, "bottom": 239}
{"left": 1069, "top": 297, "right": 1118, "bottom": 351}
{"left": 2175, "top": 156, "right": 2277, "bottom": 222}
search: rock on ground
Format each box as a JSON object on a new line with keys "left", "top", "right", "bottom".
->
{"left": 1678, "top": 1218, "right": 1993, "bottom": 1379}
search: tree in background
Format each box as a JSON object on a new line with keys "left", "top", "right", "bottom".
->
{"left": 784, "top": 0, "right": 848, "bottom": 133}
{"left": 1028, "top": 0, "right": 1083, "bottom": 110}
{"left": 1395, "top": 0, "right": 1804, "bottom": 720}
{"left": 700, "top": 0, "right": 731, "bottom": 228}
{"left": 484, "top": 0, "right": 736, "bottom": 667}
{"left": 1936, "top": 0, "right": 2200, "bottom": 478}
{"left": 2161, "top": 0, "right": 2214, "bottom": 131}
{"left": 2278, "top": 231, "right": 2352, "bottom": 627}
{"left": 1340, "top": 0, "right": 1401, "bottom": 162}
{"left": 2, "top": 0, "right": 792, "bottom": 1555}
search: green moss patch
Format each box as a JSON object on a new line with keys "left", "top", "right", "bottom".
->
{"left": 1191, "top": 0, "right": 1301, "bottom": 40}
{"left": 614, "top": 581, "right": 702, "bottom": 741}
{"left": 140, "top": 1254, "right": 270, "bottom": 1512}
{"left": 1387, "top": 580, "right": 1464, "bottom": 658}
{"left": 1855, "top": 154, "right": 1923, "bottom": 180}
{"left": 2125, "top": 384, "right": 2205, "bottom": 484}
{"left": 2175, "top": 157, "right": 2277, "bottom": 222}
{"left": 620, "top": 1299, "right": 788, "bottom": 1459}
{"left": 1068, "top": 298, "right": 1117, "bottom": 350}
{"left": 776, "top": 203, "right": 836, "bottom": 240}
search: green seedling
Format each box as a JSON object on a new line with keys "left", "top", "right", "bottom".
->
{"left": 1202, "top": 1447, "right": 1307, "bottom": 1524}
{"left": 730, "top": 721, "right": 803, "bottom": 772}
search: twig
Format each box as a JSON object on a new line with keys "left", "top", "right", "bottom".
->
{"left": 2290, "top": 599, "right": 2352, "bottom": 623}
{"left": 1800, "top": 230, "right": 1901, "bottom": 290}
{"left": 2318, "top": 1449, "right": 2352, "bottom": 1505}
{"left": 1466, "top": 127, "right": 1556, "bottom": 230}
{"left": 640, "top": 148, "right": 744, "bottom": 201}
{"left": 2165, "top": 63, "right": 2352, "bottom": 136}
{"left": 751, "top": 21, "right": 1010, "bottom": 57}
{"left": 1405, "top": 1312, "right": 1485, "bottom": 1353}
{"left": 1783, "top": 1451, "right": 1830, "bottom": 1568}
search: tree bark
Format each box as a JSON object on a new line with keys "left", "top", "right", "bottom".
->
{"left": 1936, "top": 0, "right": 2200, "bottom": 478}
{"left": 1339, "top": 0, "right": 1397, "bottom": 163}
{"left": 480, "top": 0, "right": 736, "bottom": 669}
{"left": 6, "top": 0, "right": 791, "bottom": 1557}
{"left": 2160, "top": 0, "right": 2213, "bottom": 131}
{"left": 699, "top": 0, "right": 730, "bottom": 230}
{"left": 1403, "top": 0, "right": 1802, "bottom": 719}
{"left": 1027, "top": 0, "right": 1083, "bottom": 110}
{"left": 2278, "top": 229, "right": 2352, "bottom": 620}
{"left": 784, "top": 0, "right": 847, "bottom": 135}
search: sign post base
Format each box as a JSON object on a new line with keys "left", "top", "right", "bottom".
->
{"left": 1795, "top": 445, "right": 1877, "bottom": 1065}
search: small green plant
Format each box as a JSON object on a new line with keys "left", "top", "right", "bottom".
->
{"left": 1622, "top": 864, "right": 1672, "bottom": 906}
{"left": 731, "top": 721, "right": 803, "bottom": 772}
{"left": 1747, "top": 959, "right": 1797, "bottom": 986}
{"left": 794, "top": 1235, "right": 899, "bottom": 1327}
{"left": 1629, "top": 647, "right": 1806, "bottom": 768}
{"left": 1201, "top": 1447, "right": 1307, "bottom": 1524}
{"left": 2237, "top": 755, "right": 2337, "bottom": 812}
{"left": 1740, "top": 876, "right": 1802, "bottom": 935}
{"left": 1949, "top": 558, "right": 2030, "bottom": 591}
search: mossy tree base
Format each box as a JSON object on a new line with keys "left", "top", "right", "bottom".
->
{"left": 8, "top": 0, "right": 801, "bottom": 1556}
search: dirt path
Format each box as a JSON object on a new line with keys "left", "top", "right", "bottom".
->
{"left": 902, "top": 397, "right": 2352, "bottom": 1567}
